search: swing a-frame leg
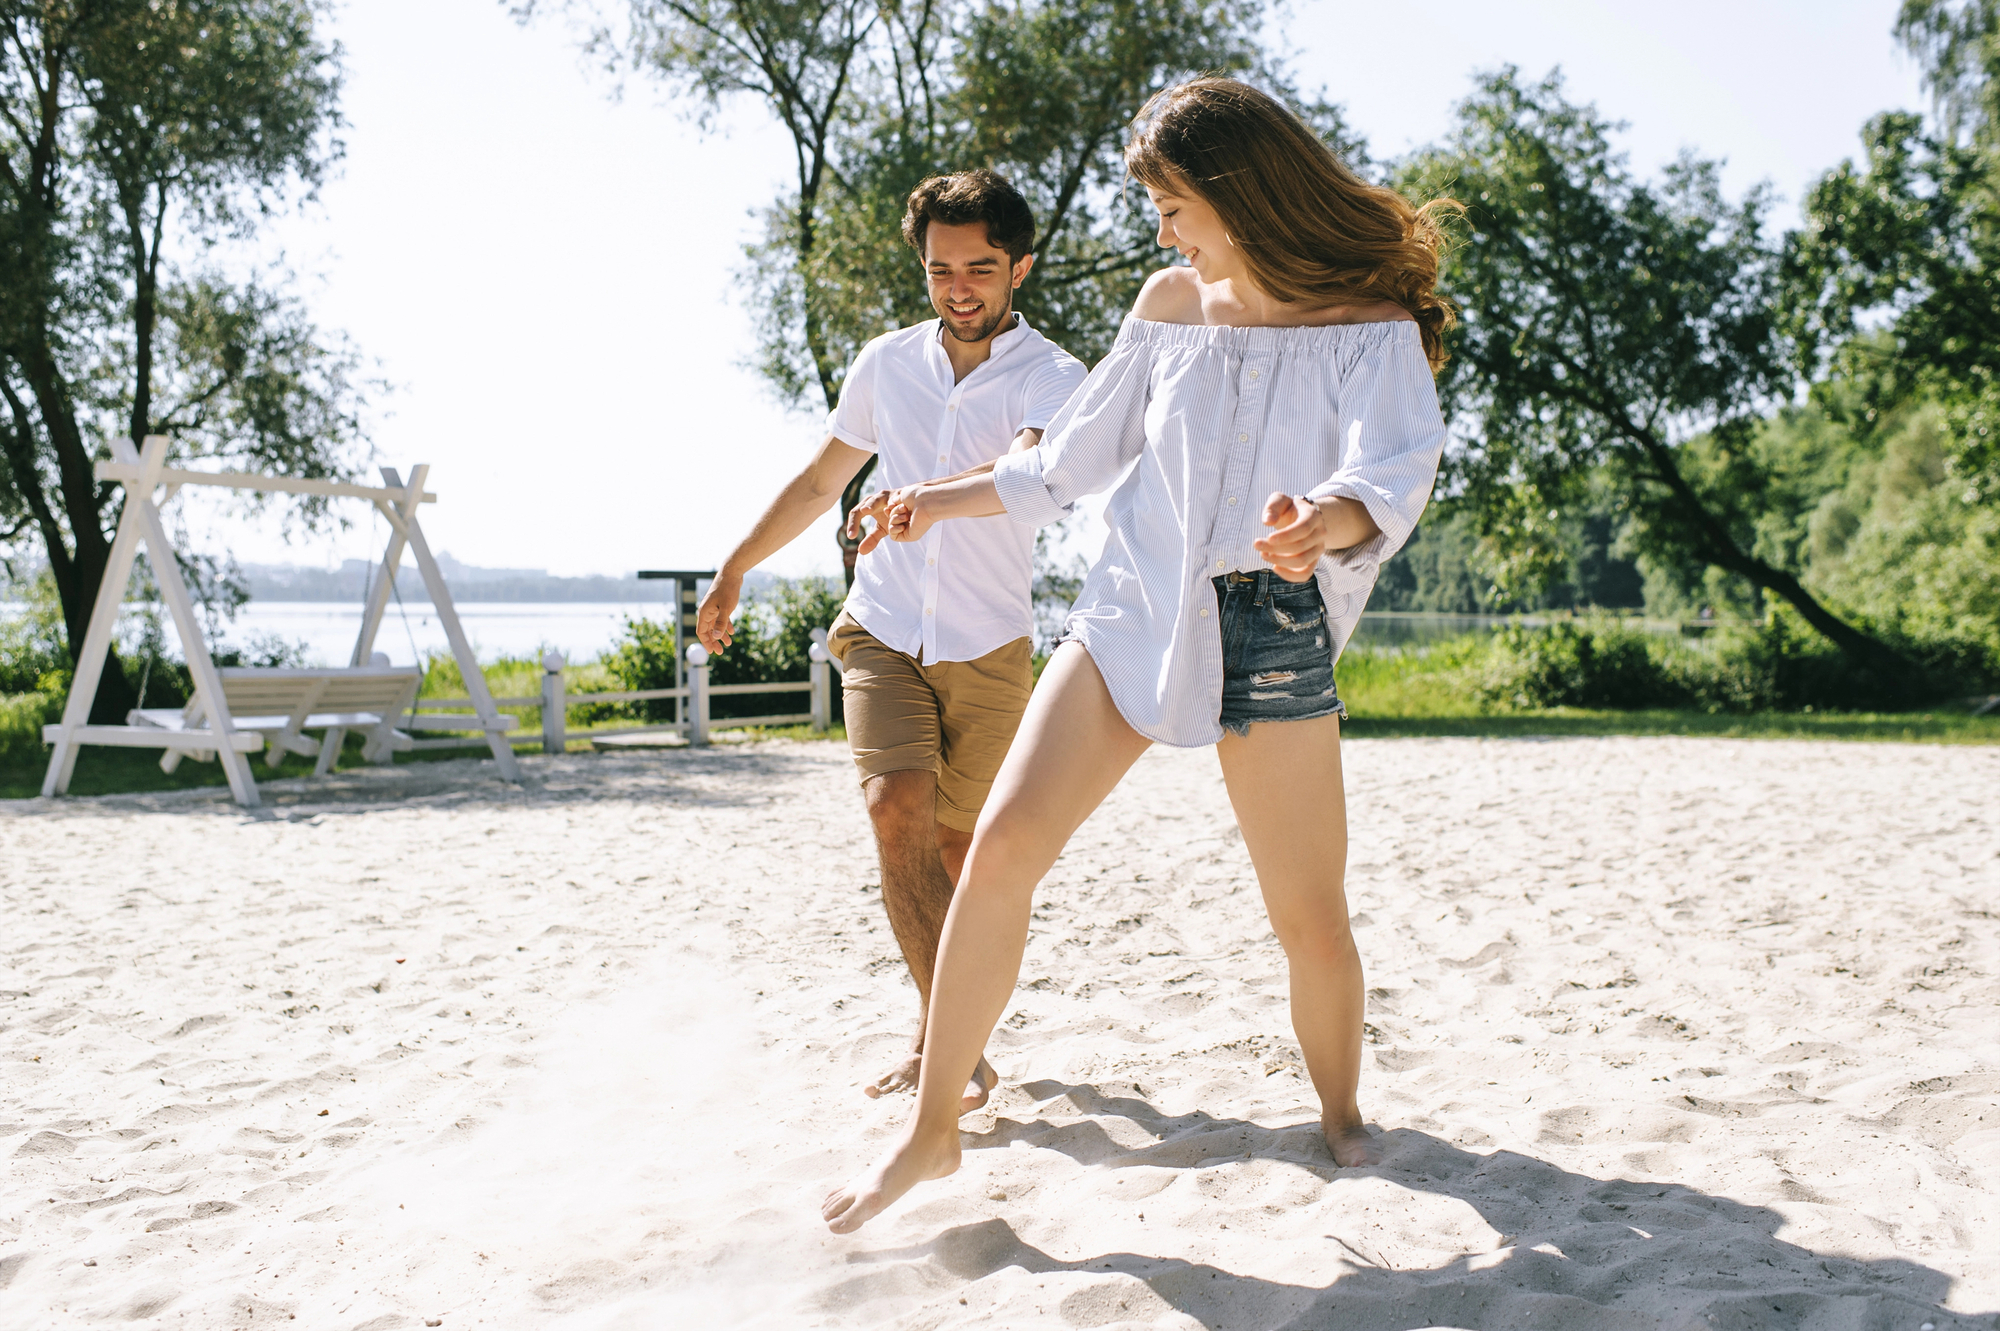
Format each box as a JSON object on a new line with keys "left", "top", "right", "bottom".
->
{"left": 42, "top": 436, "right": 262, "bottom": 805}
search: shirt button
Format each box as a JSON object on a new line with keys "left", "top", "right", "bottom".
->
{"left": 948, "top": 402, "right": 958, "bottom": 411}
{"left": 927, "top": 558, "right": 935, "bottom": 566}
{"left": 1227, "top": 496, "right": 1239, "bottom": 506}
{"left": 1199, "top": 608, "right": 1209, "bottom": 617}
{"left": 1216, "top": 559, "right": 1225, "bottom": 569}
{"left": 1237, "top": 432, "right": 1248, "bottom": 442}
{"left": 1248, "top": 369, "right": 1260, "bottom": 380}
{"left": 937, "top": 455, "right": 946, "bottom": 463}
{"left": 925, "top": 607, "right": 934, "bottom": 615}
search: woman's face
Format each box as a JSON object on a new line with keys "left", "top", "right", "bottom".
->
{"left": 1147, "top": 180, "right": 1238, "bottom": 282}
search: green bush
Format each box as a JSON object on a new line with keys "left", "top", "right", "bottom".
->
{"left": 1477, "top": 620, "right": 1678, "bottom": 709}
{"left": 0, "top": 575, "right": 70, "bottom": 696}
{"left": 606, "top": 576, "right": 845, "bottom": 723}
{"left": 1461, "top": 609, "right": 1998, "bottom": 716}
{"left": 0, "top": 691, "right": 59, "bottom": 765}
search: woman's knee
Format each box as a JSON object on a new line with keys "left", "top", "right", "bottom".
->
{"left": 963, "top": 805, "right": 1063, "bottom": 893}
{"left": 1268, "top": 906, "right": 1359, "bottom": 969}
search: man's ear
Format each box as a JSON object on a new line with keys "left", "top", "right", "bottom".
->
{"left": 1011, "top": 252, "right": 1036, "bottom": 288}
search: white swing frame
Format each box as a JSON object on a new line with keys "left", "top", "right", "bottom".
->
{"left": 40, "top": 434, "right": 520, "bottom": 806}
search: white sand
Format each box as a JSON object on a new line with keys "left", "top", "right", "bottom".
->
{"left": 2, "top": 736, "right": 1996, "bottom": 1330}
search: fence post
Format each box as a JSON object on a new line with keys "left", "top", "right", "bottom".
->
{"left": 808, "top": 641, "right": 830, "bottom": 734}
{"left": 540, "top": 649, "right": 566, "bottom": 754}
{"left": 685, "top": 643, "right": 710, "bottom": 746}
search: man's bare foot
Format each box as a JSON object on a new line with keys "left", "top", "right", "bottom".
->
{"left": 863, "top": 1053, "right": 999, "bottom": 1115}
{"left": 961, "top": 1056, "right": 999, "bottom": 1113}
{"left": 863, "top": 1050, "right": 921, "bottom": 1100}
{"left": 821, "top": 1125, "right": 961, "bottom": 1234}
{"left": 1326, "top": 1120, "right": 1382, "bottom": 1167}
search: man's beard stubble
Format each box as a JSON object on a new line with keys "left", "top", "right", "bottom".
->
{"left": 940, "top": 296, "right": 1013, "bottom": 345}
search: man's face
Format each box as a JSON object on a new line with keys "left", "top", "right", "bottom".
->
{"left": 924, "top": 221, "right": 1033, "bottom": 344}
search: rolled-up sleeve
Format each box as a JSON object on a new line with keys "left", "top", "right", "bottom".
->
{"left": 1307, "top": 333, "right": 1446, "bottom": 589}
{"left": 994, "top": 321, "right": 1152, "bottom": 528}
{"left": 825, "top": 338, "right": 881, "bottom": 451}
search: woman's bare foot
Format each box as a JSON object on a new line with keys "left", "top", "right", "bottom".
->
{"left": 863, "top": 1053, "right": 998, "bottom": 1115}
{"left": 1325, "top": 1118, "right": 1382, "bottom": 1167}
{"left": 821, "top": 1124, "right": 961, "bottom": 1233}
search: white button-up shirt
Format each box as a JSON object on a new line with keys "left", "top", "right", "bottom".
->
{"left": 992, "top": 316, "right": 1445, "bottom": 746}
{"left": 831, "top": 315, "right": 1086, "bottom": 664}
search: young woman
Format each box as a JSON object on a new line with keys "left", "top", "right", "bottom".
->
{"left": 822, "top": 77, "right": 1456, "bottom": 1234}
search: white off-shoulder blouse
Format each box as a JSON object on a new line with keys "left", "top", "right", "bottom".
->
{"left": 991, "top": 314, "right": 1446, "bottom": 747}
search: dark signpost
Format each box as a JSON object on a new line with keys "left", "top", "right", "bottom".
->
{"left": 637, "top": 569, "right": 715, "bottom": 732}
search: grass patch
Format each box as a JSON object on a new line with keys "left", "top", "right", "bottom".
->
{"left": 1339, "top": 709, "right": 2000, "bottom": 744}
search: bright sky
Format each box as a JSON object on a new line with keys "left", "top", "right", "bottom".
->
{"left": 218, "top": 0, "right": 1926, "bottom": 579}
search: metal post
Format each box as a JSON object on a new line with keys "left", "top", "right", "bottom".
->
{"left": 685, "top": 643, "right": 710, "bottom": 746}
{"left": 541, "top": 649, "right": 566, "bottom": 754}
{"left": 808, "top": 641, "right": 830, "bottom": 734}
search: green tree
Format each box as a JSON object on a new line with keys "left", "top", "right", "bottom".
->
{"left": 1406, "top": 68, "right": 1904, "bottom": 674}
{"left": 517, "top": 0, "right": 1310, "bottom": 580}
{"left": 0, "top": 0, "right": 369, "bottom": 721}
{"left": 1782, "top": 2, "right": 2000, "bottom": 497}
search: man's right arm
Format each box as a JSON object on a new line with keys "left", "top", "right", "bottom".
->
{"left": 697, "top": 435, "right": 873, "bottom": 652}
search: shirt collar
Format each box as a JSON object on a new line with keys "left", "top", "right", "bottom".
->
{"left": 928, "top": 311, "right": 1035, "bottom": 377}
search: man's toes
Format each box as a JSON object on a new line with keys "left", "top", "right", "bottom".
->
{"left": 1327, "top": 1126, "right": 1381, "bottom": 1168}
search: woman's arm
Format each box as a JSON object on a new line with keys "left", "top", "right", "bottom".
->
{"left": 845, "top": 428, "right": 1044, "bottom": 555}
{"left": 885, "top": 473, "right": 1006, "bottom": 543}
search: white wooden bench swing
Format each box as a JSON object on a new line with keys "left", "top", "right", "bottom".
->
{"left": 41, "top": 434, "right": 519, "bottom": 807}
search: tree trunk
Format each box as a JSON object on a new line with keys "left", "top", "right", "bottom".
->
{"left": 836, "top": 460, "right": 877, "bottom": 588}
{"left": 1629, "top": 426, "right": 1913, "bottom": 683}
{"left": 16, "top": 342, "right": 137, "bottom": 723}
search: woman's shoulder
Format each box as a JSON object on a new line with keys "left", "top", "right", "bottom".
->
{"left": 1130, "top": 266, "right": 1204, "bottom": 325}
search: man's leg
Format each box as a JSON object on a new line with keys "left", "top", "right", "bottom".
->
{"left": 860, "top": 770, "right": 996, "bottom": 1109}
{"left": 830, "top": 613, "right": 995, "bottom": 1110}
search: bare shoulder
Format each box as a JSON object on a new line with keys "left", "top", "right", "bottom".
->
{"left": 1132, "top": 267, "right": 1203, "bottom": 324}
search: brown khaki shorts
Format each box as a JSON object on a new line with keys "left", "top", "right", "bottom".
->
{"left": 825, "top": 609, "right": 1034, "bottom": 832}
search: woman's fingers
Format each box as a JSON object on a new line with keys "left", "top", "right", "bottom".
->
{"left": 1254, "top": 494, "right": 1324, "bottom": 581}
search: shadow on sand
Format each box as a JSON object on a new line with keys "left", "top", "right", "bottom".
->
{"left": 838, "top": 1081, "right": 1995, "bottom": 1331}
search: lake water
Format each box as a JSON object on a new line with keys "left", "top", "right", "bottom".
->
{"left": 227, "top": 602, "right": 669, "bottom": 666}
{"left": 6, "top": 600, "right": 1528, "bottom": 668}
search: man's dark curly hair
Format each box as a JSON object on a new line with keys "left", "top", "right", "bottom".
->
{"left": 901, "top": 169, "right": 1036, "bottom": 264}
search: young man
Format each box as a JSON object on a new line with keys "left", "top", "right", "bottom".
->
{"left": 695, "top": 170, "right": 1086, "bottom": 1111}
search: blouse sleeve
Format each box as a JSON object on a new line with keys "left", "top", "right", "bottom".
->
{"left": 1306, "top": 327, "right": 1446, "bottom": 593}
{"left": 993, "top": 319, "right": 1152, "bottom": 528}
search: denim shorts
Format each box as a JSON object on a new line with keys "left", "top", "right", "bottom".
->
{"left": 1214, "top": 570, "right": 1347, "bottom": 737}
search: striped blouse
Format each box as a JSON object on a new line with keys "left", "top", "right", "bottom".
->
{"left": 991, "top": 315, "right": 1446, "bottom": 747}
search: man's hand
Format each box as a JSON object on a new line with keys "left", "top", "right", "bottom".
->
{"left": 845, "top": 489, "right": 901, "bottom": 556}
{"left": 1253, "top": 493, "right": 1328, "bottom": 583}
{"left": 696, "top": 572, "right": 743, "bottom": 653}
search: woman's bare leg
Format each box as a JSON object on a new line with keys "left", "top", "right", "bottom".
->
{"left": 822, "top": 644, "right": 1152, "bottom": 1232}
{"left": 1214, "top": 712, "right": 1380, "bottom": 1166}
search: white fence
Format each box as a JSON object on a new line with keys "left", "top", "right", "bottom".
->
{"left": 403, "top": 631, "right": 841, "bottom": 753}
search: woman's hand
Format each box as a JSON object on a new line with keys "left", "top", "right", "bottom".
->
{"left": 886, "top": 486, "right": 938, "bottom": 543}
{"left": 1253, "top": 493, "right": 1327, "bottom": 582}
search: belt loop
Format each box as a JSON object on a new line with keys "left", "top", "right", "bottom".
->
{"left": 1252, "top": 569, "right": 1270, "bottom": 606}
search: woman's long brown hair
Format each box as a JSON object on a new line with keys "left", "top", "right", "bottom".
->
{"left": 1126, "top": 77, "right": 1460, "bottom": 372}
